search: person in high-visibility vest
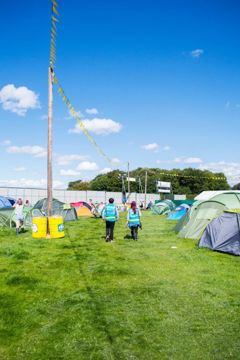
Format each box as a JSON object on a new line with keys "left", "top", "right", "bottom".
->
{"left": 102, "top": 198, "right": 119, "bottom": 242}
{"left": 127, "top": 201, "right": 142, "bottom": 240}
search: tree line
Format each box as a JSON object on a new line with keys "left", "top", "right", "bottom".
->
{"left": 68, "top": 167, "right": 231, "bottom": 196}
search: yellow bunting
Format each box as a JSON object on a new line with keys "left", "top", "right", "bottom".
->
{"left": 52, "top": 6, "right": 59, "bottom": 17}
{"left": 158, "top": 172, "right": 225, "bottom": 181}
{"left": 51, "top": 71, "right": 114, "bottom": 165}
{"left": 51, "top": 15, "right": 59, "bottom": 23}
{"left": 52, "top": 20, "right": 57, "bottom": 29}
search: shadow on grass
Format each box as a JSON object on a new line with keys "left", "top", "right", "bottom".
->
{"left": 124, "top": 234, "right": 133, "bottom": 240}
{"left": 65, "top": 228, "right": 119, "bottom": 360}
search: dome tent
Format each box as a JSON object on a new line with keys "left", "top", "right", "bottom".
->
{"left": 0, "top": 196, "right": 12, "bottom": 209}
{"left": 176, "top": 191, "right": 240, "bottom": 240}
{"left": 70, "top": 201, "right": 93, "bottom": 217}
{"left": 199, "top": 210, "right": 240, "bottom": 256}
{"left": 178, "top": 200, "right": 227, "bottom": 240}
{"left": 167, "top": 204, "right": 190, "bottom": 220}
{"left": 152, "top": 200, "right": 175, "bottom": 215}
{"left": 33, "top": 198, "right": 77, "bottom": 222}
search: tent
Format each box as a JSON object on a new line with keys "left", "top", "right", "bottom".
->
{"left": 0, "top": 208, "right": 15, "bottom": 227}
{"left": 167, "top": 204, "right": 190, "bottom": 220}
{"left": 174, "top": 201, "right": 200, "bottom": 233}
{"left": 34, "top": 198, "right": 77, "bottom": 222}
{"left": 199, "top": 211, "right": 240, "bottom": 255}
{"left": 152, "top": 200, "right": 175, "bottom": 215}
{"left": 70, "top": 201, "right": 93, "bottom": 217}
{"left": 195, "top": 190, "right": 240, "bottom": 203}
{"left": 7, "top": 197, "right": 16, "bottom": 206}
{"left": 0, "top": 196, "right": 12, "bottom": 209}
{"left": 0, "top": 206, "right": 32, "bottom": 228}
{"left": 178, "top": 200, "right": 227, "bottom": 239}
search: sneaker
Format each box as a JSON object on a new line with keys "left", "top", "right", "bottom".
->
{"left": 106, "top": 235, "right": 110, "bottom": 242}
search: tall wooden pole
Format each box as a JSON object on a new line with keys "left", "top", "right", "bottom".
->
{"left": 144, "top": 171, "right": 148, "bottom": 209}
{"left": 127, "top": 161, "right": 130, "bottom": 195}
{"left": 47, "top": 67, "right": 53, "bottom": 217}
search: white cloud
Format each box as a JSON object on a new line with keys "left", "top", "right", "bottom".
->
{"left": 156, "top": 157, "right": 203, "bottom": 164}
{"left": 111, "top": 158, "right": 120, "bottom": 164}
{"left": 163, "top": 146, "right": 170, "bottom": 151}
{"left": 60, "top": 169, "right": 81, "bottom": 176}
{"left": 0, "top": 84, "right": 40, "bottom": 116}
{"left": 174, "top": 157, "right": 203, "bottom": 164}
{"left": 76, "top": 161, "right": 98, "bottom": 171}
{"left": 0, "top": 139, "right": 11, "bottom": 146}
{"left": 57, "top": 154, "right": 87, "bottom": 166}
{"left": 85, "top": 108, "right": 98, "bottom": 115}
{"left": 14, "top": 167, "right": 26, "bottom": 172}
{"left": 0, "top": 178, "right": 64, "bottom": 189}
{"left": 69, "top": 118, "right": 122, "bottom": 135}
{"left": 100, "top": 167, "right": 112, "bottom": 174}
{"left": 141, "top": 143, "right": 159, "bottom": 151}
{"left": 6, "top": 145, "right": 47, "bottom": 158}
{"left": 199, "top": 161, "right": 240, "bottom": 186}
{"left": 190, "top": 49, "right": 204, "bottom": 58}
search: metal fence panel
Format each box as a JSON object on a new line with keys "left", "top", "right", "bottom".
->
{"left": 0, "top": 187, "right": 160, "bottom": 206}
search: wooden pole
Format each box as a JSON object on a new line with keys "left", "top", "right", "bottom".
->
{"left": 47, "top": 67, "right": 53, "bottom": 218}
{"left": 127, "top": 161, "right": 130, "bottom": 195}
{"left": 144, "top": 171, "right": 148, "bottom": 209}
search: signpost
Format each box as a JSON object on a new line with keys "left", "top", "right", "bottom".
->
{"left": 156, "top": 181, "right": 171, "bottom": 194}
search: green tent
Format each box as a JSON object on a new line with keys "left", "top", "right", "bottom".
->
{"left": 210, "top": 192, "right": 240, "bottom": 208}
{"left": 178, "top": 200, "right": 227, "bottom": 239}
{"left": 33, "top": 198, "right": 77, "bottom": 222}
{"left": 152, "top": 200, "right": 175, "bottom": 215}
{"left": 0, "top": 206, "right": 33, "bottom": 228}
{"left": 0, "top": 208, "right": 15, "bottom": 227}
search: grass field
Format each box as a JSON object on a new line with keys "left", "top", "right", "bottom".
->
{"left": 0, "top": 212, "right": 240, "bottom": 360}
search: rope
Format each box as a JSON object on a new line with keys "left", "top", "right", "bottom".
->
{"left": 51, "top": 70, "right": 114, "bottom": 165}
{"left": 49, "top": 1, "right": 115, "bottom": 166}
{"left": 158, "top": 172, "right": 226, "bottom": 181}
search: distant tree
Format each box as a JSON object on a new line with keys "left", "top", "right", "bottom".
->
{"left": 68, "top": 180, "right": 90, "bottom": 190}
{"left": 67, "top": 168, "right": 230, "bottom": 194}
{"left": 232, "top": 183, "right": 240, "bottom": 190}
{"left": 90, "top": 170, "right": 124, "bottom": 191}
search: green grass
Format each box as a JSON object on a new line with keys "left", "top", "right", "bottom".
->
{"left": 0, "top": 212, "right": 240, "bottom": 360}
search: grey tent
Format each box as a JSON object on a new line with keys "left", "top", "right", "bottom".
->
{"left": 199, "top": 211, "right": 240, "bottom": 255}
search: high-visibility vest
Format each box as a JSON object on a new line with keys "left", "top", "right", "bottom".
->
{"left": 128, "top": 209, "right": 140, "bottom": 227}
{"left": 104, "top": 204, "right": 117, "bottom": 222}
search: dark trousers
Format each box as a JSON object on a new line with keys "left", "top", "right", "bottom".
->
{"left": 106, "top": 221, "right": 115, "bottom": 241}
{"left": 131, "top": 226, "right": 139, "bottom": 240}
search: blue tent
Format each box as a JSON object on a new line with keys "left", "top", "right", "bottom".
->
{"left": 0, "top": 196, "right": 12, "bottom": 209}
{"left": 199, "top": 211, "right": 240, "bottom": 256}
{"left": 7, "top": 197, "right": 16, "bottom": 205}
{"left": 167, "top": 204, "right": 190, "bottom": 220}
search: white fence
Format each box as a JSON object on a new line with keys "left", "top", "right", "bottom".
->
{"left": 0, "top": 187, "right": 160, "bottom": 206}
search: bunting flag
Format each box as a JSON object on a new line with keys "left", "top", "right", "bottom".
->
{"left": 158, "top": 172, "right": 226, "bottom": 181}
{"left": 51, "top": 70, "right": 115, "bottom": 166}
{"left": 50, "top": 0, "right": 59, "bottom": 68}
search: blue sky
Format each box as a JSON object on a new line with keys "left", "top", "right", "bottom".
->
{"left": 1, "top": 0, "right": 240, "bottom": 188}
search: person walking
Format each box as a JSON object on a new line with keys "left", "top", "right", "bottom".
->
{"left": 127, "top": 201, "right": 141, "bottom": 240}
{"left": 102, "top": 198, "right": 119, "bottom": 242}
{"left": 13, "top": 198, "right": 24, "bottom": 235}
